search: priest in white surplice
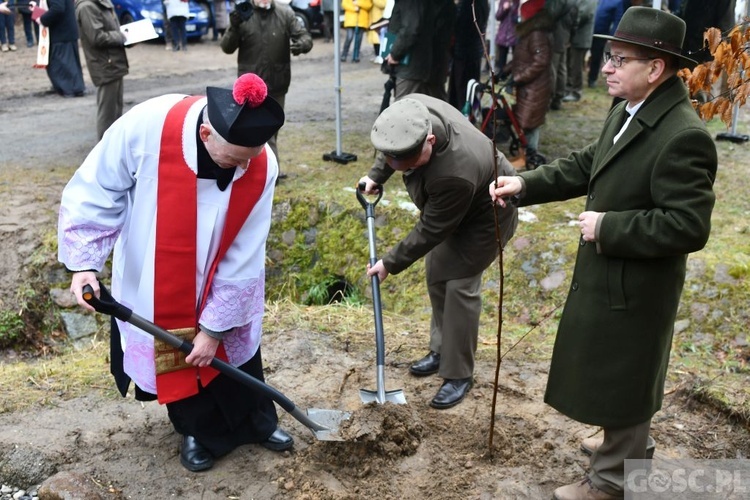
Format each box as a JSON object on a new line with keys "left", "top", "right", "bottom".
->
{"left": 58, "top": 73, "right": 294, "bottom": 472}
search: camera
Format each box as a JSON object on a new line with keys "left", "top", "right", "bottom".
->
{"left": 235, "top": 1, "right": 254, "bottom": 21}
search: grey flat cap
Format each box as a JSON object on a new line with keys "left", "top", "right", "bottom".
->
{"left": 371, "top": 98, "right": 430, "bottom": 159}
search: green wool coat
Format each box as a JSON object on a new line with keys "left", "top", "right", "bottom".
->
{"left": 520, "top": 76, "right": 717, "bottom": 428}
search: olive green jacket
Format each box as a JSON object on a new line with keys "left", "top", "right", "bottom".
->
{"left": 520, "top": 76, "right": 717, "bottom": 427}
{"left": 368, "top": 94, "right": 518, "bottom": 284}
{"left": 220, "top": 2, "right": 312, "bottom": 96}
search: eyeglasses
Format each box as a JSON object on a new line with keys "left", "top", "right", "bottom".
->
{"left": 603, "top": 52, "right": 654, "bottom": 68}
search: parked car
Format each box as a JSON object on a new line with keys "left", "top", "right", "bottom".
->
{"left": 113, "top": 0, "right": 211, "bottom": 40}
{"left": 273, "top": 0, "right": 324, "bottom": 34}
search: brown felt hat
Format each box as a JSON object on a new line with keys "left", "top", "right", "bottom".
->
{"left": 370, "top": 98, "right": 430, "bottom": 159}
{"left": 594, "top": 6, "right": 697, "bottom": 68}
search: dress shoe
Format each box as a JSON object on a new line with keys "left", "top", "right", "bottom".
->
{"left": 409, "top": 351, "right": 440, "bottom": 376}
{"left": 180, "top": 435, "right": 214, "bottom": 472}
{"left": 550, "top": 98, "right": 562, "bottom": 111}
{"left": 553, "top": 477, "right": 621, "bottom": 500}
{"left": 261, "top": 427, "right": 294, "bottom": 451}
{"left": 430, "top": 377, "right": 473, "bottom": 409}
{"left": 580, "top": 435, "right": 655, "bottom": 458}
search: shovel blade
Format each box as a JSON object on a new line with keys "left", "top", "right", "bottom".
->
{"left": 306, "top": 408, "right": 351, "bottom": 441}
{"left": 359, "top": 388, "right": 407, "bottom": 405}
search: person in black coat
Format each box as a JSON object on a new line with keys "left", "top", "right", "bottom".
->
{"left": 447, "top": 0, "right": 489, "bottom": 112}
{"left": 38, "top": 0, "right": 86, "bottom": 97}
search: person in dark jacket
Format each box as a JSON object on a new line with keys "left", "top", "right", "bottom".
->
{"left": 38, "top": 0, "right": 86, "bottom": 97}
{"left": 447, "top": 0, "right": 489, "bottom": 112}
{"left": 360, "top": 95, "right": 518, "bottom": 410}
{"left": 562, "top": 0, "right": 596, "bottom": 102}
{"left": 679, "top": 0, "right": 735, "bottom": 64}
{"left": 221, "top": 0, "right": 312, "bottom": 180}
{"left": 503, "top": 0, "right": 553, "bottom": 158}
{"left": 384, "top": 0, "right": 453, "bottom": 100}
{"left": 491, "top": 7, "right": 716, "bottom": 499}
{"left": 75, "top": 0, "right": 128, "bottom": 139}
{"left": 494, "top": 0, "right": 520, "bottom": 74}
{"left": 546, "top": 0, "right": 578, "bottom": 110}
{"left": 587, "top": 0, "right": 631, "bottom": 88}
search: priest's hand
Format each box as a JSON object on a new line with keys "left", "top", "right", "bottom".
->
{"left": 186, "top": 331, "right": 220, "bottom": 368}
{"left": 70, "top": 271, "right": 99, "bottom": 312}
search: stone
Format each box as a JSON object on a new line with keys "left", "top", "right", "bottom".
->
{"left": 49, "top": 288, "right": 77, "bottom": 308}
{"left": 59, "top": 311, "right": 98, "bottom": 340}
{"left": 540, "top": 270, "right": 566, "bottom": 291}
{"left": 38, "top": 471, "right": 103, "bottom": 500}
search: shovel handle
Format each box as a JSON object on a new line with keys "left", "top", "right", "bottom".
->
{"left": 81, "top": 284, "right": 296, "bottom": 412}
{"left": 82, "top": 284, "right": 133, "bottom": 322}
{"left": 82, "top": 284, "right": 337, "bottom": 435}
{"left": 356, "top": 181, "right": 383, "bottom": 213}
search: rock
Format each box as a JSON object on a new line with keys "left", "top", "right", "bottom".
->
{"left": 281, "top": 229, "right": 296, "bottom": 246}
{"left": 673, "top": 319, "right": 690, "bottom": 334}
{"left": 512, "top": 236, "right": 531, "bottom": 251}
{"left": 49, "top": 288, "right": 77, "bottom": 308}
{"left": 540, "top": 270, "right": 566, "bottom": 291}
{"left": 517, "top": 208, "right": 538, "bottom": 223}
{"left": 58, "top": 312, "right": 98, "bottom": 341}
{"left": 714, "top": 263, "right": 738, "bottom": 285}
{"left": 0, "top": 446, "right": 57, "bottom": 487}
{"left": 690, "top": 302, "right": 710, "bottom": 322}
{"left": 38, "top": 471, "right": 103, "bottom": 500}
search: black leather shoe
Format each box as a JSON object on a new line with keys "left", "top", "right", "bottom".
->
{"left": 261, "top": 427, "right": 294, "bottom": 452}
{"left": 409, "top": 351, "right": 440, "bottom": 376}
{"left": 430, "top": 377, "right": 473, "bottom": 409}
{"left": 180, "top": 435, "right": 214, "bottom": 472}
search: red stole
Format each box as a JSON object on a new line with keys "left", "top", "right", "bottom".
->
{"left": 154, "top": 95, "right": 268, "bottom": 404}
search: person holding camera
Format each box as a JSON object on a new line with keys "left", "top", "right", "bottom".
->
{"left": 220, "top": 0, "right": 311, "bottom": 182}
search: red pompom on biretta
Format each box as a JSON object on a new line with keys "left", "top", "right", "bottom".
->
{"left": 232, "top": 73, "right": 268, "bottom": 109}
{"left": 206, "top": 73, "right": 285, "bottom": 147}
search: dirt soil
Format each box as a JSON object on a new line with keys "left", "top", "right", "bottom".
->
{"left": 1, "top": 38, "right": 749, "bottom": 499}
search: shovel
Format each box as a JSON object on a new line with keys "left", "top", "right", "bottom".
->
{"left": 82, "top": 284, "right": 350, "bottom": 441}
{"left": 356, "top": 183, "right": 407, "bottom": 405}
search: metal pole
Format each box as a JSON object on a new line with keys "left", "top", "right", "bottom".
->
{"left": 333, "top": 0, "right": 342, "bottom": 154}
{"left": 323, "top": 0, "right": 358, "bottom": 164}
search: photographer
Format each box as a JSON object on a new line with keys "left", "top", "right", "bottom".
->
{"left": 220, "top": 0, "right": 311, "bottom": 182}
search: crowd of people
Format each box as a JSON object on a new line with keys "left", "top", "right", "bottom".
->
{"left": 41, "top": 1, "right": 729, "bottom": 498}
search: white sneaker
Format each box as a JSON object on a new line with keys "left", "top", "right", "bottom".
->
{"left": 9, "top": 44, "right": 17, "bottom": 51}
{"left": 1, "top": 44, "right": 8, "bottom": 52}
{"left": 371, "top": 55, "right": 383, "bottom": 64}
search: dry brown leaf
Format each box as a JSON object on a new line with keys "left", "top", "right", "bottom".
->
{"left": 699, "top": 101, "right": 716, "bottom": 121}
{"left": 730, "top": 28, "right": 743, "bottom": 54}
{"left": 706, "top": 28, "right": 723, "bottom": 54}
{"left": 721, "top": 100, "right": 734, "bottom": 127}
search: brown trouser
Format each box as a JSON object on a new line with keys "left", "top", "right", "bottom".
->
{"left": 589, "top": 419, "right": 652, "bottom": 495}
{"left": 426, "top": 269, "right": 483, "bottom": 380}
{"left": 96, "top": 77, "right": 124, "bottom": 140}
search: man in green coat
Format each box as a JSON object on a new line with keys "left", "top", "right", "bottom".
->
{"left": 490, "top": 7, "right": 717, "bottom": 500}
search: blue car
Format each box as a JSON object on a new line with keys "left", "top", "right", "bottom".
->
{"left": 112, "top": 0, "right": 211, "bottom": 40}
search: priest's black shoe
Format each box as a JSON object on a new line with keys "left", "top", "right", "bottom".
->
{"left": 261, "top": 427, "right": 294, "bottom": 452}
{"left": 180, "top": 435, "right": 214, "bottom": 472}
{"left": 430, "top": 377, "right": 473, "bottom": 409}
{"left": 409, "top": 351, "right": 440, "bottom": 376}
